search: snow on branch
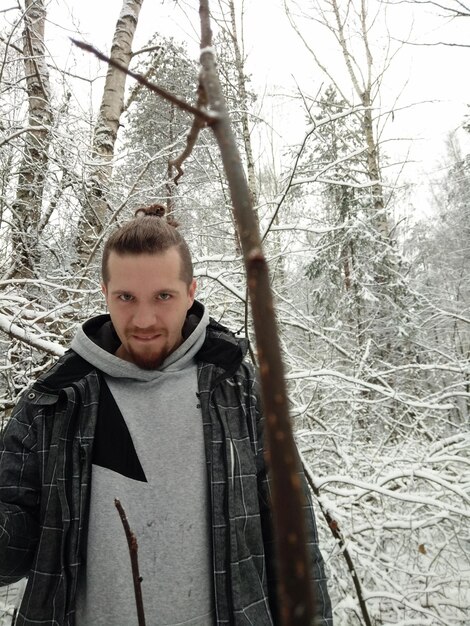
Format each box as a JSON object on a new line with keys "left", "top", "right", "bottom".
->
{"left": 292, "top": 176, "right": 383, "bottom": 189}
{"left": 314, "top": 474, "right": 470, "bottom": 518}
{"left": 194, "top": 268, "right": 246, "bottom": 302}
{"left": 305, "top": 105, "right": 372, "bottom": 133}
{"left": 286, "top": 368, "right": 456, "bottom": 410}
{"left": 0, "top": 313, "right": 65, "bottom": 357}
{"left": 0, "top": 126, "right": 45, "bottom": 149}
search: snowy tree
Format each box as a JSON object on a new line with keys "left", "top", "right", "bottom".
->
{"left": 1, "top": 1, "right": 469, "bottom": 624}
{"left": 8, "top": 0, "right": 53, "bottom": 279}
{"left": 74, "top": 0, "right": 145, "bottom": 265}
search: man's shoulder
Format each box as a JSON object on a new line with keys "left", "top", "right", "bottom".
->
{"left": 198, "top": 317, "right": 249, "bottom": 371}
{"left": 31, "top": 349, "right": 96, "bottom": 395}
{"left": 7, "top": 350, "right": 98, "bottom": 425}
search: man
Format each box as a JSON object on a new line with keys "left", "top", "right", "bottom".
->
{"left": 0, "top": 207, "right": 332, "bottom": 625}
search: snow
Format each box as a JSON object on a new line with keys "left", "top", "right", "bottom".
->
{"left": 0, "top": 314, "right": 65, "bottom": 357}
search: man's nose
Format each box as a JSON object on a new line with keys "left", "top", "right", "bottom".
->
{"left": 132, "top": 305, "right": 157, "bottom": 328}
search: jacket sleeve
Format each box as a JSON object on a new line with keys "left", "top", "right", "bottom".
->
{"left": 0, "top": 394, "right": 41, "bottom": 586}
{"left": 246, "top": 363, "right": 333, "bottom": 625}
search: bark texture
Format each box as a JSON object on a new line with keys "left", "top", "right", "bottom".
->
{"left": 75, "top": 0, "right": 144, "bottom": 263}
{"left": 226, "top": 0, "right": 258, "bottom": 209}
{"left": 10, "top": 0, "right": 53, "bottom": 278}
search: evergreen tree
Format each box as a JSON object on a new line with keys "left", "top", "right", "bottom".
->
{"left": 302, "top": 87, "right": 413, "bottom": 369}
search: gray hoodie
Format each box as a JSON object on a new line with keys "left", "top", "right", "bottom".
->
{"left": 72, "top": 306, "right": 215, "bottom": 626}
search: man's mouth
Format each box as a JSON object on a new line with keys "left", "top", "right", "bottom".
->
{"left": 132, "top": 334, "right": 161, "bottom": 342}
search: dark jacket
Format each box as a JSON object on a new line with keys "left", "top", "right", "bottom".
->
{"left": 0, "top": 308, "right": 332, "bottom": 625}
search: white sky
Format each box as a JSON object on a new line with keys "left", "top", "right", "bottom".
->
{"left": 5, "top": 0, "right": 470, "bottom": 195}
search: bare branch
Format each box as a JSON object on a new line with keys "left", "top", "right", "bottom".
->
{"left": 169, "top": 83, "right": 208, "bottom": 183}
{"left": 70, "top": 38, "right": 216, "bottom": 125}
{"left": 199, "top": 2, "right": 316, "bottom": 624}
{"left": 301, "top": 454, "right": 373, "bottom": 626}
{"left": 114, "top": 499, "right": 146, "bottom": 626}
{"left": 393, "top": 37, "right": 470, "bottom": 47}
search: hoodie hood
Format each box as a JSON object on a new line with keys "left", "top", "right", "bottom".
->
{"left": 70, "top": 301, "right": 210, "bottom": 381}
{"left": 32, "top": 301, "right": 249, "bottom": 394}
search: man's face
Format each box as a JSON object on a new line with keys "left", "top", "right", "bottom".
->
{"left": 102, "top": 248, "right": 196, "bottom": 369}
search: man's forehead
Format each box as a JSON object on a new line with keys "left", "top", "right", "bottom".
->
{"left": 107, "top": 249, "right": 181, "bottom": 269}
{"left": 106, "top": 249, "right": 184, "bottom": 284}
{"left": 108, "top": 248, "right": 180, "bottom": 262}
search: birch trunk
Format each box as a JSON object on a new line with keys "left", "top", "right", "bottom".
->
{"left": 10, "top": 0, "right": 52, "bottom": 278}
{"left": 75, "top": 0, "right": 144, "bottom": 264}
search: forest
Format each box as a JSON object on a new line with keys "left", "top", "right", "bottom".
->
{"left": 0, "top": 0, "right": 469, "bottom": 624}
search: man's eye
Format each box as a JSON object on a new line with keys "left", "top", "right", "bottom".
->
{"left": 118, "top": 294, "right": 134, "bottom": 302}
{"left": 159, "top": 293, "right": 171, "bottom": 301}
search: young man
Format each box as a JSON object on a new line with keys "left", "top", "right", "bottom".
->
{"left": 0, "top": 209, "right": 332, "bottom": 625}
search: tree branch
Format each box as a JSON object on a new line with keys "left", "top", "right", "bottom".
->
{"left": 198, "top": 2, "right": 316, "bottom": 624}
{"left": 70, "top": 38, "right": 216, "bottom": 125}
{"left": 169, "top": 82, "right": 208, "bottom": 183}
{"left": 114, "top": 499, "right": 146, "bottom": 626}
{"left": 300, "top": 454, "right": 373, "bottom": 626}
{"left": 0, "top": 313, "right": 65, "bottom": 357}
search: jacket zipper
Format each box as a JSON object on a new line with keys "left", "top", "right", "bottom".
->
{"left": 209, "top": 377, "right": 237, "bottom": 626}
{"left": 229, "top": 438, "right": 235, "bottom": 491}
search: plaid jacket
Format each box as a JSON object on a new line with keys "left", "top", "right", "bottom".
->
{"left": 0, "top": 311, "right": 332, "bottom": 625}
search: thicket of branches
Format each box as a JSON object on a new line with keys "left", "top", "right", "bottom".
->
{"left": 1, "top": 0, "right": 469, "bottom": 624}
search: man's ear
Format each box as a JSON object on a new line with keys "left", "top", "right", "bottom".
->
{"left": 188, "top": 279, "right": 197, "bottom": 305}
{"left": 101, "top": 282, "right": 108, "bottom": 298}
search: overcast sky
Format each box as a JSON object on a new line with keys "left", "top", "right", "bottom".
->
{"left": 4, "top": 0, "right": 470, "bottom": 195}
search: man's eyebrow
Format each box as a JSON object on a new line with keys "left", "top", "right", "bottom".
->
{"left": 110, "top": 288, "right": 179, "bottom": 295}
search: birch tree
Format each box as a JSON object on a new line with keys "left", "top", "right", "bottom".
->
{"left": 75, "top": 0, "right": 144, "bottom": 265}
{"left": 284, "top": 0, "right": 398, "bottom": 240}
{"left": 9, "top": 0, "right": 52, "bottom": 279}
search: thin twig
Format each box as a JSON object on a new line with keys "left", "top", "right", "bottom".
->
{"left": 301, "top": 459, "right": 372, "bottom": 626}
{"left": 114, "top": 498, "right": 146, "bottom": 626}
{"left": 71, "top": 38, "right": 215, "bottom": 125}
{"left": 169, "top": 82, "right": 208, "bottom": 184}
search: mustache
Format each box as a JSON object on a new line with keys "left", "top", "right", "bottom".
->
{"left": 126, "top": 326, "right": 164, "bottom": 335}
{"left": 127, "top": 327, "right": 164, "bottom": 335}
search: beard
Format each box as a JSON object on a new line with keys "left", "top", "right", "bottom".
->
{"left": 127, "top": 345, "right": 170, "bottom": 370}
{"left": 115, "top": 329, "right": 184, "bottom": 370}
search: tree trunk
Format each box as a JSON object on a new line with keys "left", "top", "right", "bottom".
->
{"left": 10, "top": 0, "right": 53, "bottom": 278}
{"left": 226, "top": 0, "right": 259, "bottom": 211}
{"left": 75, "top": 0, "right": 144, "bottom": 264}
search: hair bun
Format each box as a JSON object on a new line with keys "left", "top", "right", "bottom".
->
{"left": 134, "top": 203, "right": 180, "bottom": 228}
{"left": 134, "top": 203, "right": 166, "bottom": 218}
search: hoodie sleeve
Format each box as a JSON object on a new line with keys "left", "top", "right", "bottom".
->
{"left": 0, "top": 395, "right": 40, "bottom": 586}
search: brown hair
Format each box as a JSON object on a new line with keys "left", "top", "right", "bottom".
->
{"left": 101, "top": 204, "right": 193, "bottom": 285}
